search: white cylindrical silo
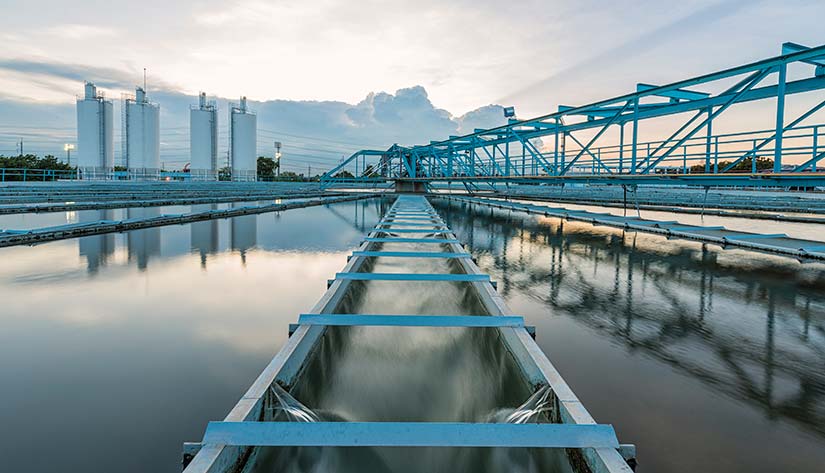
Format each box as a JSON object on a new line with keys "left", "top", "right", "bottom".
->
{"left": 230, "top": 97, "right": 257, "bottom": 182}
{"left": 190, "top": 92, "right": 218, "bottom": 181}
{"left": 76, "top": 82, "right": 114, "bottom": 179}
{"left": 124, "top": 87, "right": 160, "bottom": 180}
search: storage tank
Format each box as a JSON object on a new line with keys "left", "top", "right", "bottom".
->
{"left": 124, "top": 87, "right": 160, "bottom": 180}
{"left": 76, "top": 82, "right": 114, "bottom": 179}
{"left": 190, "top": 93, "right": 218, "bottom": 181}
{"left": 230, "top": 97, "right": 257, "bottom": 181}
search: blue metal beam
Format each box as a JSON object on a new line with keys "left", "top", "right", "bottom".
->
{"left": 374, "top": 229, "right": 452, "bottom": 233}
{"left": 350, "top": 251, "right": 471, "bottom": 258}
{"left": 377, "top": 222, "right": 445, "bottom": 227}
{"left": 202, "top": 421, "right": 621, "bottom": 449}
{"left": 335, "top": 272, "right": 489, "bottom": 282}
{"left": 297, "top": 314, "right": 524, "bottom": 327}
{"left": 636, "top": 83, "right": 710, "bottom": 101}
{"left": 364, "top": 237, "right": 457, "bottom": 244}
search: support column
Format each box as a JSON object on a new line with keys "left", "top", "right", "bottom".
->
{"left": 618, "top": 122, "right": 625, "bottom": 173}
{"left": 705, "top": 106, "right": 713, "bottom": 173}
{"left": 774, "top": 63, "right": 787, "bottom": 173}
{"left": 553, "top": 125, "right": 559, "bottom": 175}
{"left": 630, "top": 98, "right": 639, "bottom": 174}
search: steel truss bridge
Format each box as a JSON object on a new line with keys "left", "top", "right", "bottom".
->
{"left": 322, "top": 42, "right": 825, "bottom": 190}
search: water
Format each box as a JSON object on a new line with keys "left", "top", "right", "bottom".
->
{"left": 507, "top": 198, "right": 825, "bottom": 242}
{"left": 2, "top": 195, "right": 824, "bottom": 473}
{"left": 432, "top": 198, "right": 825, "bottom": 473}
{"left": 0, "top": 198, "right": 385, "bottom": 473}
{"left": 0, "top": 199, "right": 312, "bottom": 231}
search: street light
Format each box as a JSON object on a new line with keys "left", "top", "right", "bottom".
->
{"left": 63, "top": 144, "right": 75, "bottom": 166}
{"left": 274, "top": 141, "right": 282, "bottom": 177}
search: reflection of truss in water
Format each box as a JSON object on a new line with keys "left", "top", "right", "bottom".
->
{"left": 324, "top": 197, "right": 391, "bottom": 234}
{"left": 434, "top": 199, "right": 825, "bottom": 438}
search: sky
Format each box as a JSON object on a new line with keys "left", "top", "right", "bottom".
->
{"left": 0, "top": 0, "right": 824, "bottom": 171}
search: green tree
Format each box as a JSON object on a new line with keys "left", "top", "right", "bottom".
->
{"left": 0, "top": 154, "right": 74, "bottom": 181}
{"left": 257, "top": 156, "right": 276, "bottom": 180}
{"left": 690, "top": 156, "right": 773, "bottom": 173}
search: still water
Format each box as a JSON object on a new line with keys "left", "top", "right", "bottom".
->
{"left": 2, "top": 195, "right": 824, "bottom": 473}
{"left": 432, "top": 198, "right": 825, "bottom": 473}
{"left": 0, "top": 199, "right": 384, "bottom": 473}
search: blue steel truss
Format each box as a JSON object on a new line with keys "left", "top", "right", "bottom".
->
{"left": 322, "top": 43, "right": 825, "bottom": 189}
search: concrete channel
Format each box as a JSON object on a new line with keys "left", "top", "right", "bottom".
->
{"left": 0, "top": 194, "right": 377, "bottom": 248}
{"left": 182, "top": 194, "right": 635, "bottom": 473}
{"left": 437, "top": 195, "right": 825, "bottom": 261}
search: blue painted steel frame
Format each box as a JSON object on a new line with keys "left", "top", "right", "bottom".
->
{"left": 321, "top": 43, "right": 825, "bottom": 188}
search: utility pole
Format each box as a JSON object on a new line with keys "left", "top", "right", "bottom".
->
{"left": 17, "top": 139, "right": 23, "bottom": 156}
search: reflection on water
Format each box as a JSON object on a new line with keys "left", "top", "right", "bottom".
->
{"left": 231, "top": 202, "right": 258, "bottom": 264}
{"left": 128, "top": 207, "right": 162, "bottom": 270}
{"left": 0, "top": 198, "right": 387, "bottom": 473}
{"left": 434, "top": 198, "right": 825, "bottom": 473}
{"left": 191, "top": 204, "right": 220, "bottom": 267}
{"left": 78, "top": 209, "right": 115, "bottom": 273}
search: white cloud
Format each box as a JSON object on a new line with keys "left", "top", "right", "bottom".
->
{"left": 45, "top": 24, "right": 118, "bottom": 39}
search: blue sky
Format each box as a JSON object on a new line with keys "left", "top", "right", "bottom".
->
{"left": 0, "top": 0, "right": 824, "bottom": 170}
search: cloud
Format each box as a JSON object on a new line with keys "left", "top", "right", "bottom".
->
{"left": 345, "top": 86, "right": 458, "bottom": 143}
{"left": 45, "top": 24, "right": 118, "bottom": 39}
{"left": 456, "top": 104, "right": 505, "bottom": 135}
{"left": 0, "top": 58, "right": 177, "bottom": 93}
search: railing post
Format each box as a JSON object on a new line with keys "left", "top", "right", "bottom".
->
{"left": 553, "top": 124, "right": 559, "bottom": 175}
{"left": 713, "top": 136, "right": 719, "bottom": 174}
{"left": 505, "top": 139, "right": 510, "bottom": 177}
{"left": 752, "top": 139, "right": 758, "bottom": 173}
{"left": 618, "top": 122, "right": 625, "bottom": 173}
{"left": 682, "top": 145, "right": 687, "bottom": 174}
{"left": 813, "top": 125, "right": 819, "bottom": 172}
{"left": 631, "top": 97, "right": 639, "bottom": 174}
{"left": 774, "top": 63, "right": 787, "bottom": 173}
{"left": 705, "top": 106, "right": 713, "bottom": 173}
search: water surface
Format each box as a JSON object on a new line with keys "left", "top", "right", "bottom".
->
{"left": 433, "top": 197, "right": 825, "bottom": 473}
{"left": 0, "top": 199, "right": 385, "bottom": 473}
